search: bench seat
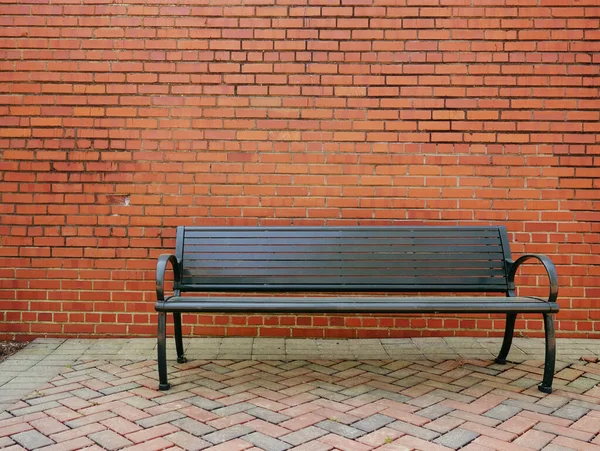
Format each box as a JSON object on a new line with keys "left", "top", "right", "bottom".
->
{"left": 157, "top": 296, "right": 558, "bottom": 314}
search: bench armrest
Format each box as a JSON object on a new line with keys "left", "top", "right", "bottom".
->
{"left": 507, "top": 254, "right": 558, "bottom": 304}
{"left": 156, "top": 254, "right": 180, "bottom": 302}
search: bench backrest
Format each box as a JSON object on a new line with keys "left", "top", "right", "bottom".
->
{"left": 175, "top": 226, "right": 512, "bottom": 293}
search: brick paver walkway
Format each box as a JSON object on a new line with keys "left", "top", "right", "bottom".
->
{"left": 1, "top": 338, "right": 600, "bottom": 450}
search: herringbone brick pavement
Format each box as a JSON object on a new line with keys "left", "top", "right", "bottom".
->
{"left": 1, "top": 357, "right": 600, "bottom": 450}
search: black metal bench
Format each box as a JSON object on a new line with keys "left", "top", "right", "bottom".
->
{"left": 155, "top": 226, "right": 559, "bottom": 393}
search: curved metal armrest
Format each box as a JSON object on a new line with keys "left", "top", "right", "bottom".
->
{"left": 508, "top": 254, "right": 558, "bottom": 304}
{"left": 156, "top": 254, "right": 180, "bottom": 302}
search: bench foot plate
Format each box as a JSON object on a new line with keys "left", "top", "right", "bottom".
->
{"left": 538, "top": 383, "right": 552, "bottom": 394}
{"left": 159, "top": 382, "right": 171, "bottom": 391}
{"left": 494, "top": 357, "right": 507, "bottom": 365}
{"left": 177, "top": 357, "right": 187, "bottom": 364}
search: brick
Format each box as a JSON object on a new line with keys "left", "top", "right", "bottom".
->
{"left": 203, "top": 425, "right": 254, "bottom": 444}
{"left": 434, "top": 428, "right": 480, "bottom": 449}
{"left": 11, "top": 430, "right": 54, "bottom": 449}
{"left": 243, "top": 432, "right": 291, "bottom": 451}
{"left": 88, "top": 430, "right": 133, "bottom": 450}
{"left": 165, "top": 431, "right": 210, "bottom": 450}
{"left": 126, "top": 424, "right": 180, "bottom": 443}
{"left": 30, "top": 416, "right": 69, "bottom": 436}
{"left": 352, "top": 414, "right": 396, "bottom": 432}
{"left": 513, "top": 429, "right": 555, "bottom": 449}
{"left": 280, "top": 426, "right": 328, "bottom": 446}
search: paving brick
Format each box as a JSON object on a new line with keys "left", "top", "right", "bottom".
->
{"left": 64, "top": 411, "right": 116, "bottom": 428}
{"left": 319, "top": 433, "right": 372, "bottom": 451}
{"left": 119, "top": 437, "right": 175, "bottom": 451}
{"left": 395, "top": 434, "right": 454, "bottom": 451}
{"left": 542, "top": 444, "right": 581, "bottom": 451}
{"left": 100, "top": 416, "right": 143, "bottom": 435}
{"left": 178, "top": 406, "right": 218, "bottom": 423}
{"left": 246, "top": 407, "right": 290, "bottom": 424}
{"left": 356, "top": 427, "right": 403, "bottom": 448}
{"left": 171, "top": 417, "right": 216, "bottom": 437}
{"left": 0, "top": 422, "right": 34, "bottom": 438}
{"left": 9, "top": 401, "right": 62, "bottom": 417}
{"left": 503, "top": 399, "right": 555, "bottom": 415}
{"left": 498, "top": 415, "right": 538, "bottom": 434}
{"left": 89, "top": 430, "right": 134, "bottom": 450}
{"left": 417, "top": 403, "right": 455, "bottom": 420}
{"left": 203, "top": 438, "right": 253, "bottom": 451}
{"left": 243, "top": 432, "right": 291, "bottom": 451}
{"left": 288, "top": 441, "right": 333, "bottom": 451}
{"left": 280, "top": 426, "right": 328, "bottom": 446}
{"left": 29, "top": 416, "right": 69, "bottom": 436}
{"left": 11, "top": 430, "right": 54, "bottom": 449}
{"left": 459, "top": 421, "right": 518, "bottom": 442}
{"left": 145, "top": 399, "right": 192, "bottom": 416}
{"left": 347, "top": 400, "right": 388, "bottom": 418}
{"left": 387, "top": 421, "right": 440, "bottom": 441}
{"left": 126, "top": 423, "right": 180, "bottom": 444}
{"left": 207, "top": 412, "right": 254, "bottom": 430}
{"left": 434, "top": 428, "right": 479, "bottom": 449}
{"left": 0, "top": 437, "right": 15, "bottom": 448}
{"left": 552, "top": 403, "right": 590, "bottom": 421}
{"left": 38, "top": 436, "right": 95, "bottom": 450}
{"left": 542, "top": 436, "right": 600, "bottom": 451}
{"left": 211, "top": 403, "right": 256, "bottom": 417}
{"left": 517, "top": 410, "right": 572, "bottom": 427}
{"left": 317, "top": 407, "right": 360, "bottom": 425}
{"left": 121, "top": 396, "right": 157, "bottom": 410}
{"left": 380, "top": 407, "right": 430, "bottom": 426}
{"left": 513, "top": 429, "right": 555, "bottom": 450}
{"left": 44, "top": 406, "right": 81, "bottom": 422}
{"left": 571, "top": 414, "right": 600, "bottom": 434}
{"left": 568, "top": 376, "right": 600, "bottom": 392}
{"left": 203, "top": 425, "right": 254, "bottom": 445}
{"left": 187, "top": 397, "right": 224, "bottom": 411}
{"left": 165, "top": 431, "right": 210, "bottom": 450}
{"left": 244, "top": 419, "right": 289, "bottom": 438}
{"left": 316, "top": 419, "right": 365, "bottom": 439}
{"left": 279, "top": 411, "right": 325, "bottom": 431}
{"left": 49, "top": 422, "right": 106, "bottom": 443}
{"left": 425, "top": 415, "right": 465, "bottom": 434}
{"left": 533, "top": 422, "right": 594, "bottom": 442}
{"left": 471, "top": 436, "right": 534, "bottom": 451}
{"left": 484, "top": 404, "right": 522, "bottom": 421}
{"left": 352, "top": 414, "right": 395, "bottom": 432}
{"left": 136, "top": 410, "right": 186, "bottom": 428}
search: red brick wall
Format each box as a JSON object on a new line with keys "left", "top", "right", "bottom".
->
{"left": 1, "top": 0, "right": 599, "bottom": 340}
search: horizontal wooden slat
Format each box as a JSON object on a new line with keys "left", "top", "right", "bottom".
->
{"left": 183, "top": 268, "right": 505, "bottom": 277}
{"left": 184, "top": 254, "right": 505, "bottom": 263}
{"left": 184, "top": 230, "right": 501, "bottom": 239}
{"left": 181, "top": 254, "right": 504, "bottom": 267}
{"left": 183, "top": 237, "right": 502, "bottom": 246}
{"left": 177, "top": 283, "right": 510, "bottom": 293}
{"left": 181, "top": 276, "right": 507, "bottom": 285}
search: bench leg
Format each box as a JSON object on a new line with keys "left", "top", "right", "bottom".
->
{"left": 495, "top": 313, "right": 517, "bottom": 364}
{"left": 538, "top": 313, "right": 556, "bottom": 394}
{"left": 157, "top": 311, "right": 170, "bottom": 391}
{"left": 173, "top": 312, "right": 187, "bottom": 364}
